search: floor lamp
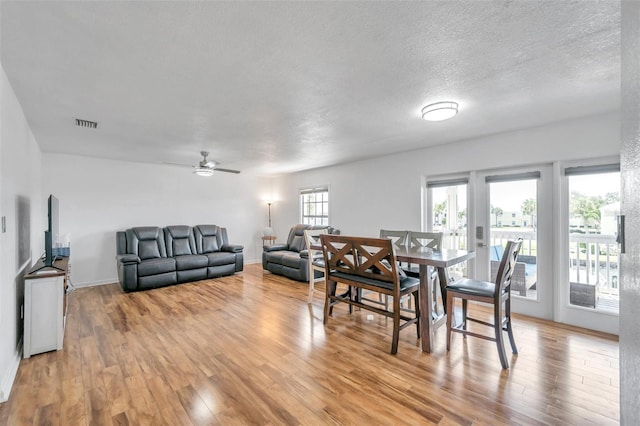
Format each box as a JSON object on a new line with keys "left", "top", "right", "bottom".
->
{"left": 263, "top": 202, "right": 274, "bottom": 237}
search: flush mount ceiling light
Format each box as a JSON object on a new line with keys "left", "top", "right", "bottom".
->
{"left": 421, "top": 101, "right": 459, "bottom": 121}
{"left": 194, "top": 167, "right": 214, "bottom": 177}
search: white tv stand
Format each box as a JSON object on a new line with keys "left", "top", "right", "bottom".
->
{"left": 23, "top": 257, "right": 69, "bottom": 358}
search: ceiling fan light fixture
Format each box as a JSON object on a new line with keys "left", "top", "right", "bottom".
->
{"left": 421, "top": 101, "right": 459, "bottom": 121}
{"left": 194, "top": 167, "right": 214, "bottom": 177}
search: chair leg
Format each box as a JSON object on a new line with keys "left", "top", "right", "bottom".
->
{"left": 438, "top": 267, "right": 448, "bottom": 314}
{"left": 307, "top": 274, "right": 315, "bottom": 304}
{"left": 494, "top": 303, "right": 509, "bottom": 369}
{"left": 391, "top": 295, "right": 401, "bottom": 354}
{"left": 324, "top": 280, "right": 337, "bottom": 322}
{"left": 462, "top": 299, "right": 468, "bottom": 335}
{"left": 413, "top": 290, "right": 420, "bottom": 339}
{"left": 505, "top": 298, "right": 518, "bottom": 354}
{"left": 446, "top": 291, "right": 454, "bottom": 351}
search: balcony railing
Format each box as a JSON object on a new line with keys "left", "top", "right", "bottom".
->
{"left": 569, "top": 233, "right": 618, "bottom": 294}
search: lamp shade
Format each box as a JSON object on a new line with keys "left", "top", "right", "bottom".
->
{"left": 263, "top": 226, "right": 274, "bottom": 236}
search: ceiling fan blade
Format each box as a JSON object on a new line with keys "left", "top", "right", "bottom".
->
{"left": 214, "top": 168, "right": 241, "bottom": 174}
{"left": 163, "top": 161, "right": 194, "bottom": 169}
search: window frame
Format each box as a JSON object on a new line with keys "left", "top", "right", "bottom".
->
{"left": 299, "top": 186, "right": 330, "bottom": 226}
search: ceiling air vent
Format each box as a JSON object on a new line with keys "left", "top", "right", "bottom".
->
{"left": 74, "top": 118, "right": 98, "bottom": 129}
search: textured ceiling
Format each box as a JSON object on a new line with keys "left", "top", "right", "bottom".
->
{"left": 1, "top": 1, "right": 620, "bottom": 175}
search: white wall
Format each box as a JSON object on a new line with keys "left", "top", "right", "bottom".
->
{"left": 0, "top": 65, "right": 43, "bottom": 402}
{"left": 272, "top": 112, "right": 620, "bottom": 237}
{"left": 620, "top": 1, "right": 640, "bottom": 423}
{"left": 41, "top": 154, "right": 273, "bottom": 286}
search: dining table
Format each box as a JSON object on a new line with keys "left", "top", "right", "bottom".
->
{"left": 394, "top": 246, "right": 476, "bottom": 353}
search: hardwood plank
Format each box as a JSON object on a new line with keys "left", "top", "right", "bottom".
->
{"left": 0, "top": 264, "right": 620, "bottom": 424}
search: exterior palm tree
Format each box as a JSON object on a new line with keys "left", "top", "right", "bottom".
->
{"left": 490, "top": 205, "right": 503, "bottom": 227}
{"left": 571, "top": 195, "right": 602, "bottom": 233}
{"left": 521, "top": 198, "right": 537, "bottom": 229}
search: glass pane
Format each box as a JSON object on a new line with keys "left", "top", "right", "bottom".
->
{"left": 489, "top": 179, "right": 537, "bottom": 299}
{"left": 430, "top": 184, "right": 467, "bottom": 280}
{"left": 431, "top": 184, "right": 467, "bottom": 250}
{"left": 568, "top": 172, "right": 619, "bottom": 313}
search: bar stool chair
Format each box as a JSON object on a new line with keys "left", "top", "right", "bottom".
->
{"left": 445, "top": 239, "right": 522, "bottom": 369}
{"left": 304, "top": 228, "right": 328, "bottom": 304}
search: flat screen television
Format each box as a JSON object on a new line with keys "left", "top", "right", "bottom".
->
{"left": 34, "top": 194, "right": 63, "bottom": 272}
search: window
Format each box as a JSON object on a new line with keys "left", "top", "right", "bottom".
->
{"left": 300, "top": 187, "right": 329, "bottom": 226}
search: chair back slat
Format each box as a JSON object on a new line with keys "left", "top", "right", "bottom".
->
{"left": 379, "top": 229, "right": 409, "bottom": 248}
{"left": 408, "top": 231, "right": 442, "bottom": 251}
{"left": 320, "top": 235, "right": 396, "bottom": 283}
{"left": 495, "top": 239, "right": 523, "bottom": 296}
{"left": 304, "top": 228, "right": 327, "bottom": 251}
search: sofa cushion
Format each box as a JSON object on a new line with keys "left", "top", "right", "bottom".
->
{"left": 175, "top": 254, "right": 208, "bottom": 271}
{"left": 201, "top": 236, "right": 220, "bottom": 253}
{"left": 264, "top": 251, "right": 285, "bottom": 265}
{"left": 165, "top": 225, "right": 197, "bottom": 256}
{"left": 172, "top": 238, "right": 192, "bottom": 256}
{"left": 194, "top": 225, "right": 221, "bottom": 253}
{"left": 280, "top": 251, "right": 304, "bottom": 269}
{"left": 139, "top": 240, "right": 161, "bottom": 260}
{"left": 138, "top": 257, "right": 176, "bottom": 277}
{"left": 289, "top": 235, "right": 305, "bottom": 252}
{"left": 203, "top": 252, "right": 236, "bottom": 267}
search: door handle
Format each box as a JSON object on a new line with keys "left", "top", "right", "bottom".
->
{"left": 617, "top": 215, "right": 625, "bottom": 254}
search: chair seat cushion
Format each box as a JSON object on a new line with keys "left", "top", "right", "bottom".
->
{"left": 265, "top": 251, "right": 303, "bottom": 269}
{"left": 330, "top": 272, "right": 419, "bottom": 292}
{"left": 311, "top": 259, "right": 325, "bottom": 268}
{"left": 203, "top": 251, "right": 237, "bottom": 267}
{"left": 138, "top": 257, "right": 176, "bottom": 277}
{"left": 174, "top": 254, "right": 208, "bottom": 271}
{"left": 446, "top": 278, "right": 495, "bottom": 298}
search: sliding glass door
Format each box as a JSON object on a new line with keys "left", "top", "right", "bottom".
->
{"left": 476, "top": 166, "right": 553, "bottom": 319}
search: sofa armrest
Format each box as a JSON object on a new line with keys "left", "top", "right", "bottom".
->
{"left": 116, "top": 254, "right": 140, "bottom": 264}
{"left": 222, "top": 244, "right": 244, "bottom": 253}
{"left": 299, "top": 249, "right": 309, "bottom": 259}
{"left": 264, "top": 243, "right": 288, "bottom": 252}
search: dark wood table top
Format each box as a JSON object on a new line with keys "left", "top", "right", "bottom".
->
{"left": 394, "top": 247, "right": 475, "bottom": 267}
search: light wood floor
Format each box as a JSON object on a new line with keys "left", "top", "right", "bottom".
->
{"left": 0, "top": 264, "right": 619, "bottom": 425}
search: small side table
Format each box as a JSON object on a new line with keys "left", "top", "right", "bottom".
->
{"left": 262, "top": 236, "right": 276, "bottom": 246}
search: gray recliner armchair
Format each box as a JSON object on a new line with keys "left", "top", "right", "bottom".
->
{"left": 262, "top": 224, "right": 338, "bottom": 282}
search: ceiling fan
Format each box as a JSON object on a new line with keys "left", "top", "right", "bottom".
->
{"left": 164, "top": 151, "right": 241, "bottom": 176}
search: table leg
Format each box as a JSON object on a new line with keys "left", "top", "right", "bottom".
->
{"left": 419, "top": 263, "right": 434, "bottom": 352}
{"left": 437, "top": 267, "right": 450, "bottom": 314}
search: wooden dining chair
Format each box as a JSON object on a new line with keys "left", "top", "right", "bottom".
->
{"left": 403, "top": 231, "right": 443, "bottom": 311}
{"left": 403, "top": 231, "right": 442, "bottom": 277}
{"left": 379, "top": 229, "right": 409, "bottom": 249}
{"left": 378, "top": 230, "right": 409, "bottom": 309}
{"left": 304, "top": 228, "right": 328, "bottom": 304}
{"left": 445, "top": 239, "right": 522, "bottom": 369}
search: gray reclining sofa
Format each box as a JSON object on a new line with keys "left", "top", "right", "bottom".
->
{"left": 262, "top": 224, "right": 338, "bottom": 282}
{"left": 116, "top": 224, "right": 243, "bottom": 292}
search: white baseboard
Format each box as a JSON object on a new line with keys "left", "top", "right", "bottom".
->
{"left": 0, "top": 338, "right": 22, "bottom": 403}
{"left": 72, "top": 278, "right": 115, "bottom": 288}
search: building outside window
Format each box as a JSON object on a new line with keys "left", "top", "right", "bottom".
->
{"left": 300, "top": 186, "right": 329, "bottom": 226}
